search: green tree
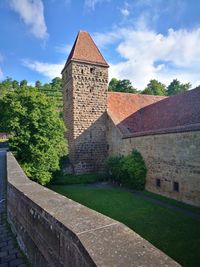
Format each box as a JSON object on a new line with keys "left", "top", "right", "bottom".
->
{"left": 35, "top": 80, "right": 42, "bottom": 89}
{"left": 51, "top": 77, "right": 62, "bottom": 91}
{"left": 0, "top": 88, "right": 67, "bottom": 185}
{"left": 167, "top": 79, "right": 191, "bottom": 96}
{"left": 0, "top": 77, "right": 13, "bottom": 97}
{"left": 20, "top": 79, "right": 28, "bottom": 88}
{"left": 108, "top": 78, "right": 137, "bottom": 93}
{"left": 12, "top": 80, "right": 19, "bottom": 90}
{"left": 116, "top": 79, "right": 137, "bottom": 93}
{"left": 108, "top": 78, "right": 119, "bottom": 91}
{"left": 142, "top": 79, "right": 167, "bottom": 96}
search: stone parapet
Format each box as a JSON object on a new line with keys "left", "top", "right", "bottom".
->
{"left": 6, "top": 152, "right": 180, "bottom": 267}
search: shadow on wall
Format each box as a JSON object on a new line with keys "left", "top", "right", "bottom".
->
{"left": 68, "top": 112, "right": 108, "bottom": 174}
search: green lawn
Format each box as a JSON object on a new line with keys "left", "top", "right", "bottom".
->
{"left": 49, "top": 184, "right": 200, "bottom": 267}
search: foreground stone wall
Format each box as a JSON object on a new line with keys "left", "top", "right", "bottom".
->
{"left": 107, "top": 118, "right": 200, "bottom": 207}
{"left": 7, "top": 152, "right": 179, "bottom": 267}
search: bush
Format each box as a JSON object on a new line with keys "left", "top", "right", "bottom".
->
{"left": 122, "top": 150, "right": 147, "bottom": 190}
{"left": 105, "top": 155, "right": 125, "bottom": 183}
{"left": 105, "top": 150, "right": 147, "bottom": 190}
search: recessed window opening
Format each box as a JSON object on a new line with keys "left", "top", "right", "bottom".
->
{"left": 90, "top": 67, "right": 95, "bottom": 74}
{"left": 156, "top": 179, "right": 161, "bottom": 187}
{"left": 173, "top": 181, "right": 179, "bottom": 192}
{"left": 81, "top": 69, "right": 84, "bottom": 74}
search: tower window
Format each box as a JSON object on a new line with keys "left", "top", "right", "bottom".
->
{"left": 100, "top": 72, "right": 102, "bottom": 76}
{"left": 156, "top": 179, "right": 161, "bottom": 188}
{"left": 90, "top": 67, "right": 95, "bottom": 74}
{"left": 81, "top": 69, "right": 84, "bottom": 74}
{"left": 173, "top": 182, "right": 179, "bottom": 192}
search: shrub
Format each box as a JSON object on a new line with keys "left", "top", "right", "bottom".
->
{"left": 105, "top": 155, "right": 125, "bottom": 183}
{"left": 121, "top": 150, "right": 147, "bottom": 190}
{"left": 105, "top": 150, "right": 147, "bottom": 190}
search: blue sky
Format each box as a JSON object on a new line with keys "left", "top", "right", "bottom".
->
{"left": 0, "top": 0, "right": 200, "bottom": 89}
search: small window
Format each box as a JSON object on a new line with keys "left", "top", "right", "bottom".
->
{"left": 173, "top": 182, "right": 179, "bottom": 192}
{"left": 90, "top": 67, "right": 95, "bottom": 74}
{"left": 100, "top": 72, "right": 102, "bottom": 76}
{"left": 81, "top": 69, "right": 84, "bottom": 74}
{"left": 156, "top": 179, "right": 161, "bottom": 187}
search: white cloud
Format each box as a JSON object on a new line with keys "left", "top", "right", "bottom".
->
{"left": 84, "top": 0, "right": 110, "bottom": 10}
{"left": 23, "top": 59, "right": 64, "bottom": 79}
{"left": 120, "top": 2, "right": 130, "bottom": 17}
{"left": 121, "top": 8, "right": 129, "bottom": 17}
{"left": 95, "top": 26, "right": 200, "bottom": 88}
{"left": 9, "top": 0, "right": 48, "bottom": 39}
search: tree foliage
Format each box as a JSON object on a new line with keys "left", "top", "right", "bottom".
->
{"left": 0, "top": 77, "right": 63, "bottom": 112}
{"left": 108, "top": 78, "right": 138, "bottom": 93}
{"left": 109, "top": 77, "right": 193, "bottom": 96}
{"left": 167, "top": 79, "right": 191, "bottom": 96}
{"left": 142, "top": 79, "right": 167, "bottom": 96}
{"left": 0, "top": 88, "right": 67, "bottom": 185}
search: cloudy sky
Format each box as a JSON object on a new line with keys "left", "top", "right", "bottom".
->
{"left": 0, "top": 0, "right": 200, "bottom": 89}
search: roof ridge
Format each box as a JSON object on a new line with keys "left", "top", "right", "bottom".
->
{"left": 108, "top": 91, "right": 167, "bottom": 98}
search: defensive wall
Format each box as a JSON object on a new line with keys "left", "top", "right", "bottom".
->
{"left": 107, "top": 117, "right": 200, "bottom": 207}
{"left": 6, "top": 152, "right": 180, "bottom": 267}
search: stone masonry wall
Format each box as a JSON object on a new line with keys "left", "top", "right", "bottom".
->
{"left": 62, "top": 62, "right": 108, "bottom": 173}
{"left": 7, "top": 152, "right": 180, "bottom": 267}
{"left": 107, "top": 117, "right": 200, "bottom": 207}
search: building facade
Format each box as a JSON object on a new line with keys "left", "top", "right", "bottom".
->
{"left": 62, "top": 31, "right": 200, "bottom": 206}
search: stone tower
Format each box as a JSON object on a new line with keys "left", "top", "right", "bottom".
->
{"left": 62, "top": 31, "right": 109, "bottom": 173}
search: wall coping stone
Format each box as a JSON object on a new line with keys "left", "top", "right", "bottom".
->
{"left": 7, "top": 152, "right": 180, "bottom": 267}
{"left": 122, "top": 123, "right": 200, "bottom": 139}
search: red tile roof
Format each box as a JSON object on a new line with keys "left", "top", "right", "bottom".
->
{"left": 63, "top": 31, "right": 108, "bottom": 70}
{"left": 107, "top": 87, "right": 200, "bottom": 137}
{"left": 107, "top": 92, "right": 167, "bottom": 135}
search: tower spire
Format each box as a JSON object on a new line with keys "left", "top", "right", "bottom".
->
{"left": 65, "top": 31, "right": 108, "bottom": 67}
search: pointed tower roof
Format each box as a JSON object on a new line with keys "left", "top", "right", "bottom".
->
{"left": 63, "top": 31, "right": 109, "bottom": 71}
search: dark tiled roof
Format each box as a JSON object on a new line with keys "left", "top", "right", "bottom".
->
{"left": 107, "top": 87, "right": 200, "bottom": 137}
{"left": 63, "top": 31, "right": 108, "bottom": 69}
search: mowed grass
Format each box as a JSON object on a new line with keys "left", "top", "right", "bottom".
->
{"left": 49, "top": 185, "right": 200, "bottom": 267}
